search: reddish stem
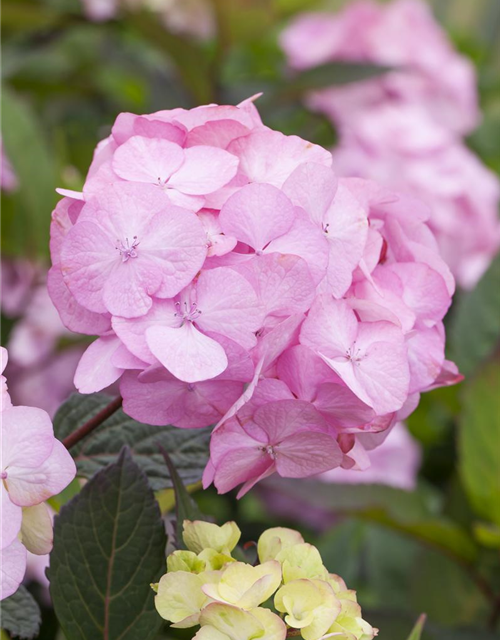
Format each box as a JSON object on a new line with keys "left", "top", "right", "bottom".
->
{"left": 62, "top": 396, "right": 122, "bottom": 450}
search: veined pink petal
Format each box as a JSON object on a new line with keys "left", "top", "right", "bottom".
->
{"left": 283, "top": 162, "right": 338, "bottom": 226}
{"left": 300, "top": 297, "right": 358, "bottom": 358}
{"left": 146, "top": 322, "right": 228, "bottom": 383}
{"left": 74, "top": 335, "right": 123, "bottom": 393}
{"left": 1, "top": 484, "right": 22, "bottom": 550}
{"left": 0, "top": 537, "right": 26, "bottom": 600}
{"left": 253, "top": 399, "right": 328, "bottom": 442}
{"left": 2, "top": 406, "right": 54, "bottom": 469}
{"left": 112, "top": 136, "right": 184, "bottom": 185}
{"left": 213, "top": 446, "right": 274, "bottom": 495}
{"left": 277, "top": 345, "right": 335, "bottom": 403}
{"left": 406, "top": 325, "right": 444, "bottom": 393}
{"left": 110, "top": 344, "right": 148, "bottom": 370}
{"left": 324, "top": 182, "right": 369, "bottom": 297}
{"left": 167, "top": 146, "right": 238, "bottom": 195}
{"left": 219, "top": 183, "right": 296, "bottom": 252}
{"left": 6, "top": 440, "right": 75, "bottom": 507}
{"left": 313, "top": 383, "right": 375, "bottom": 430}
{"left": 228, "top": 129, "right": 332, "bottom": 187}
{"left": 186, "top": 119, "right": 250, "bottom": 149}
{"left": 233, "top": 253, "right": 315, "bottom": 318}
{"left": 112, "top": 299, "right": 179, "bottom": 364}
{"left": 102, "top": 256, "right": 162, "bottom": 318}
{"left": 265, "top": 211, "right": 329, "bottom": 285}
{"left": 196, "top": 267, "right": 263, "bottom": 349}
{"left": 275, "top": 431, "right": 342, "bottom": 477}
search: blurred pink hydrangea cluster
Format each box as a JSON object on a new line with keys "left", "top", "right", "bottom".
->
{"left": 0, "top": 348, "right": 76, "bottom": 600}
{"left": 81, "top": 0, "right": 214, "bottom": 40}
{"left": 281, "top": 0, "right": 500, "bottom": 289}
{"left": 49, "top": 98, "right": 460, "bottom": 497}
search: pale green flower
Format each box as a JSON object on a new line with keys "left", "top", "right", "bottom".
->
{"left": 257, "top": 527, "right": 304, "bottom": 563}
{"left": 195, "top": 602, "right": 286, "bottom": 640}
{"left": 183, "top": 520, "right": 241, "bottom": 554}
{"left": 276, "top": 543, "right": 328, "bottom": 583}
{"left": 274, "top": 578, "right": 340, "bottom": 640}
{"left": 202, "top": 560, "right": 282, "bottom": 610}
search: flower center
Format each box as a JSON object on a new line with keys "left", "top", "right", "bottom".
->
{"left": 345, "top": 344, "right": 363, "bottom": 366}
{"left": 262, "top": 444, "right": 276, "bottom": 459}
{"left": 322, "top": 222, "right": 330, "bottom": 235}
{"left": 116, "top": 236, "right": 140, "bottom": 262}
{"left": 175, "top": 301, "right": 202, "bottom": 324}
{"left": 1, "top": 471, "right": 7, "bottom": 480}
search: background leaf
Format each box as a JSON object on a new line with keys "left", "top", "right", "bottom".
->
{"left": 0, "top": 585, "right": 41, "bottom": 640}
{"left": 406, "top": 614, "right": 427, "bottom": 640}
{"left": 459, "top": 361, "right": 500, "bottom": 525}
{"left": 53, "top": 393, "right": 211, "bottom": 490}
{"left": 1, "top": 85, "right": 58, "bottom": 258}
{"left": 48, "top": 447, "right": 167, "bottom": 640}
{"left": 449, "top": 253, "right": 500, "bottom": 377}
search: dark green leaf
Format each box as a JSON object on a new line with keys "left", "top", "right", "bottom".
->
{"left": 53, "top": 393, "right": 211, "bottom": 491}
{"left": 158, "top": 445, "right": 208, "bottom": 549}
{"left": 0, "top": 586, "right": 41, "bottom": 639}
{"left": 406, "top": 614, "right": 427, "bottom": 640}
{"left": 267, "top": 478, "right": 478, "bottom": 562}
{"left": 450, "top": 252, "right": 500, "bottom": 377}
{"left": 1, "top": 85, "right": 58, "bottom": 258}
{"left": 48, "top": 447, "right": 167, "bottom": 640}
{"left": 459, "top": 362, "right": 500, "bottom": 525}
{"left": 284, "top": 61, "right": 391, "bottom": 94}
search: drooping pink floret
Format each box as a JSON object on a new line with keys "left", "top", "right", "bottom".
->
{"left": 280, "top": 1, "right": 500, "bottom": 289}
{"left": 49, "top": 98, "right": 460, "bottom": 497}
{"left": 0, "top": 348, "right": 76, "bottom": 600}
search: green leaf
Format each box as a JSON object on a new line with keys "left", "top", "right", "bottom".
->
{"left": 267, "top": 478, "right": 478, "bottom": 562}
{"left": 48, "top": 447, "right": 167, "bottom": 640}
{"left": 1, "top": 85, "right": 58, "bottom": 258}
{"left": 0, "top": 586, "right": 41, "bottom": 639}
{"left": 406, "top": 614, "right": 427, "bottom": 640}
{"left": 284, "top": 61, "right": 391, "bottom": 94}
{"left": 158, "top": 445, "right": 208, "bottom": 549}
{"left": 459, "top": 362, "right": 500, "bottom": 525}
{"left": 450, "top": 252, "right": 500, "bottom": 377}
{"left": 53, "top": 393, "right": 211, "bottom": 491}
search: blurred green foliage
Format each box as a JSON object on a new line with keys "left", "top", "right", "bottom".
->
{"left": 1, "top": 0, "right": 500, "bottom": 639}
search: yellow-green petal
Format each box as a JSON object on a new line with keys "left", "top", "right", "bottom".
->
{"left": 257, "top": 527, "right": 304, "bottom": 563}
{"left": 276, "top": 543, "right": 328, "bottom": 583}
{"left": 183, "top": 520, "right": 241, "bottom": 554}
{"left": 154, "top": 571, "right": 207, "bottom": 627}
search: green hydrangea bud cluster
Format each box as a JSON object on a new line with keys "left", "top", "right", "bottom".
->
{"left": 152, "top": 520, "right": 377, "bottom": 640}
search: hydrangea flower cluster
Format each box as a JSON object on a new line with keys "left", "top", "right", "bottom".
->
{"left": 49, "top": 98, "right": 460, "bottom": 496}
{"left": 281, "top": 0, "right": 500, "bottom": 288}
{"left": 154, "top": 520, "right": 377, "bottom": 640}
{"left": 0, "top": 348, "right": 76, "bottom": 600}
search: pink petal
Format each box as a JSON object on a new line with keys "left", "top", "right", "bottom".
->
{"left": 112, "top": 299, "right": 178, "bottom": 364}
{"left": 196, "top": 267, "right": 263, "bottom": 349}
{"left": 213, "top": 446, "right": 274, "bottom": 495}
{"left": 276, "top": 345, "right": 334, "bottom": 403}
{"left": 253, "top": 399, "right": 329, "bottom": 442}
{"left": 233, "top": 253, "right": 315, "bottom": 318}
{"left": 140, "top": 206, "right": 207, "bottom": 299}
{"left": 186, "top": 120, "right": 250, "bottom": 149}
{"left": 265, "top": 211, "right": 329, "bottom": 285}
{"left": 6, "top": 439, "right": 75, "bottom": 507}
{"left": 283, "top": 162, "right": 337, "bottom": 226}
{"left": 324, "top": 182, "right": 369, "bottom": 297}
{"left": 110, "top": 344, "right": 148, "bottom": 370}
{"left": 313, "top": 383, "right": 376, "bottom": 430}
{"left": 300, "top": 297, "right": 358, "bottom": 359}
{"left": 1, "top": 485, "right": 22, "bottom": 550}
{"left": 112, "top": 136, "right": 184, "bottom": 184}
{"left": 102, "top": 256, "right": 162, "bottom": 318}
{"left": 74, "top": 335, "right": 123, "bottom": 393}
{"left": 276, "top": 432, "right": 342, "bottom": 477}
{"left": 208, "top": 333, "right": 254, "bottom": 383}
{"left": 168, "top": 146, "right": 238, "bottom": 195}
{"left": 407, "top": 326, "right": 445, "bottom": 393}
{"left": 219, "top": 183, "right": 296, "bottom": 252}
{"left": 146, "top": 322, "right": 228, "bottom": 383}
{"left": 61, "top": 220, "right": 116, "bottom": 314}
{"left": 228, "top": 129, "right": 332, "bottom": 188}
{"left": 1, "top": 537, "right": 26, "bottom": 600}
{"left": 2, "top": 406, "right": 54, "bottom": 469}
{"left": 47, "top": 267, "right": 111, "bottom": 335}
{"left": 111, "top": 112, "right": 187, "bottom": 146}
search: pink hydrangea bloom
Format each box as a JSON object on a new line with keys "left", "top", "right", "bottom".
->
{"left": 49, "top": 99, "right": 460, "bottom": 496}
{"left": 280, "top": 2, "right": 500, "bottom": 289}
{"left": 280, "top": 0, "right": 478, "bottom": 135}
{"left": 0, "top": 349, "right": 76, "bottom": 600}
